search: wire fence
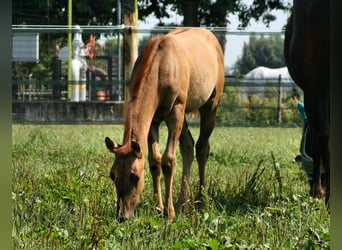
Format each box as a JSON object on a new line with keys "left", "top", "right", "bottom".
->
{"left": 12, "top": 25, "right": 303, "bottom": 126}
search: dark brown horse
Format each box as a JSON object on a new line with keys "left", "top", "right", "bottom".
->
{"left": 284, "top": 0, "right": 330, "bottom": 207}
{"left": 105, "top": 28, "right": 224, "bottom": 220}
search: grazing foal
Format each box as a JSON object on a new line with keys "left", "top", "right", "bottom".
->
{"left": 105, "top": 27, "right": 224, "bottom": 220}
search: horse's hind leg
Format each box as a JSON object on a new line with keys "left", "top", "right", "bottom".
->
{"left": 323, "top": 154, "right": 330, "bottom": 210}
{"left": 178, "top": 118, "right": 195, "bottom": 210}
{"left": 316, "top": 111, "right": 330, "bottom": 207}
{"left": 196, "top": 104, "right": 218, "bottom": 207}
{"left": 148, "top": 120, "right": 164, "bottom": 213}
{"left": 311, "top": 134, "right": 329, "bottom": 202}
{"left": 306, "top": 92, "right": 329, "bottom": 201}
{"left": 311, "top": 149, "right": 324, "bottom": 198}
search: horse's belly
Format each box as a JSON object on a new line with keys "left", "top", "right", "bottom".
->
{"left": 185, "top": 79, "right": 215, "bottom": 112}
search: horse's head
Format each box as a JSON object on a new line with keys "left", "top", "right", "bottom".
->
{"left": 105, "top": 137, "right": 145, "bottom": 220}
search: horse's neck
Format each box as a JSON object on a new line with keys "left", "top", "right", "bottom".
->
{"left": 122, "top": 37, "right": 162, "bottom": 152}
{"left": 123, "top": 90, "right": 157, "bottom": 153}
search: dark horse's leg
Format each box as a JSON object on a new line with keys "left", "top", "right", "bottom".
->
{"left": 284, "top": 0, "right": 329, "bottom": 210}
{"left": 305, "top": 90, "right": 330, "bottom": 206}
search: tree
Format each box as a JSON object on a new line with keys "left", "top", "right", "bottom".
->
{"left": 12, "top": 0, "right": 121, "bottom": 82}
{"left": 138, "top": 0, "right": 291, "bottom": 27}
{"left": 12, "top": 0, "right": 290, "bottom": 79}
{"left": 13, "top": 0, "right": 291, "bottom": 28}
{"left": 234, "top": 34, "right": 286, "bottom": 75}
{"left": 137, "top": 0, "right": 291, "bottom": 52}
{"left": 13, "top": 0, "right": 118, "bottom": 25}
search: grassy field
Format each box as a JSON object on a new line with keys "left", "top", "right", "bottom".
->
{"left": 12, "top": 124, "right": 330, "bottom": 249}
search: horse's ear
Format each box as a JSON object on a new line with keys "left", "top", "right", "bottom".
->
{"left": 131, "top": 140, "right": 142, "bottom": 159}
{"left": 105, "top": 137, "right": 118, "bottom": 153}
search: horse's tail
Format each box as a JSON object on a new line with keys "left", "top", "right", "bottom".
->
{"left": 115, "top": 34, "right": 165, "bottom": 155}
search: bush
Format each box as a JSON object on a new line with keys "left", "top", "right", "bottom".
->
{"left": 216, "top": 86, "right": 304, "bottom": 127}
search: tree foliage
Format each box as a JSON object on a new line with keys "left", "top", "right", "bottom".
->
{"left": 234, "top": 34, "right": 286, "bottom": 75}
{"left": 12, "top": 0, "right": 119, "bottom": 25}
{"left": 13, "top": 0, "right": 291, "bottom": 28}
{"left": 12, "top": 0, "right": 290, "bottom": 79}
{"left": 138, "top": 0, "right": 291, "bottom": 27}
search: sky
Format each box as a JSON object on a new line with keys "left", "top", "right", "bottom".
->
{"left": 137, "top": 4, "right": 292, "bottom": 71}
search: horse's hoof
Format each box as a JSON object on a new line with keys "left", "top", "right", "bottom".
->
{"left": 325, "top": 196, "right": 330, "bottom": 213}
{"left": 117, "top": 216, "right": 127, "bottom": 223}
{"left": 156, "top": 206, "right": 164, "bottom": 216}
{"left": 195, "top": 200, "right": 205, "bottom": 210}
{"left": 310, "top": 184, "right": 324, "bottom": 199}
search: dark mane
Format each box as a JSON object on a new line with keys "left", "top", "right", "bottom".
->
{"left": 114, "top": 34, "right": 165, "bottom": 155}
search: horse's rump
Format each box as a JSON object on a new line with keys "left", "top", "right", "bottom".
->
{"left": 167, "top": 28, "right": 224, "bottom": 112}
{"left": 132, "top": 28, "right": 224, "bottom": 114}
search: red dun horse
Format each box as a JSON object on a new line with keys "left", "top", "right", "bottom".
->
{"left": 105, "top": 28, "right": 224, "bottom": 220}
{"left": 284, "top": 0, "right": 330, "bottom": 207}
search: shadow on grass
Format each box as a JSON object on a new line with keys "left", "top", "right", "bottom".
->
{"left": 203, "top": 157, "right": 284, "bottom": 215}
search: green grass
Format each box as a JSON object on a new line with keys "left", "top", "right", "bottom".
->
{"left": 12, "top": 125, "right": 330, "bottom": 249}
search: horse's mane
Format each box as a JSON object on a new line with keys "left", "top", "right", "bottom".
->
{"left": 114, "top": 34, "right": 165, "bottom": 155}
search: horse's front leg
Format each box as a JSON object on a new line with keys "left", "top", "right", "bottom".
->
{"left": 163, "top": 103, "right": 185, "bottom": 220}
{"left": 148, "top": 120, "right": 164, "bottom": 213}
{"left": 310, "top": 130, "right": 324, "bottom": 198}
{"left": 307, "top": 96, "right": 328, "bottom": 200}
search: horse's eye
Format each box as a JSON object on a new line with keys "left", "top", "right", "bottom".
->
{"left": 130, "top": 173, "right": 140, "bottom": 183}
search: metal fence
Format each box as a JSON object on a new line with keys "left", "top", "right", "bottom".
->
{"left": 12, "top": 25, "right": 303, "bottom": 126}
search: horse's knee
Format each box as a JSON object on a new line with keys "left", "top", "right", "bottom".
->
{"left": 149, "top": 164, "right": 162, "bottom": 175}
{"left": 161, "top": 155, "right": 176, "bottom": 176}
{"left": 162, "top": 164, "right": 174, "bottom": 176}
{"left": 148, "top": 142, "right": 162, "bottom": 171}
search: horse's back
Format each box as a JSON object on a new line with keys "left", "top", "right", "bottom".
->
{"left": 164, "top": 28, "right": 225, "bottom": 111}
{"left": 167, "top": 28, "right": 223, "bottom": 67}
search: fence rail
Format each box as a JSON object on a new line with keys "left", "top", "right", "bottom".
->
{"left": 12, "top": 24, "right": 285, "bottom": 35}
{"left": 12, "top": 78, "right": 297, "bottom": 101}
{"left": 12, "top": 25, "right": 303, "bottom": 126}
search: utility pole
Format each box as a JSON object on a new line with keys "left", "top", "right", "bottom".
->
{"left": 277, "top": 74, "right": 282, "bottom": 124}
{"left": 67, "top": 0, "right": 72, "bottom": 100}
{"left": 123, "top": 0, "right": 138, "bottom": 101}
